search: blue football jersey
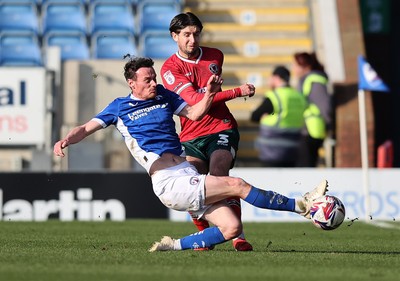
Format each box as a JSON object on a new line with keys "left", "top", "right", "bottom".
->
{"left": 92, "top": 85, "right": 187, "bottom": 173}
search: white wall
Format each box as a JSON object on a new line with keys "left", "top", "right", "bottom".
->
{"left": 170, "top": 168, "right": 400, "bottom": 222}
{"left": 311, "top": 0, "right": 346, "bottom": 83}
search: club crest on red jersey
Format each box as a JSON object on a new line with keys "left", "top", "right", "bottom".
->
{"left": 209, "top": 63, "right": 219, "bottom": 74}
{"left": 163, "top": 70, "right": 175, "bottom": 85}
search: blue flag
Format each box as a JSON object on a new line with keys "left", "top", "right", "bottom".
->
{"left": 358, "top": 55, "right": 389, "bottom": 92}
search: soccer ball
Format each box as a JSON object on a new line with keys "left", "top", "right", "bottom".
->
{"left": 310, "top": 195, "right": 345, "bottom": 230}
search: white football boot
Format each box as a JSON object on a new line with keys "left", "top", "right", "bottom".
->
{"left": 298, "top": 179, "right": 329, "bottom": 219}
{"left": 149, "top": 236, "right": 176, "bottom": 252}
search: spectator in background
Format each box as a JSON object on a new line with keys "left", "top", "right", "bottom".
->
{"left": 251, "top": 66, "right": 306, "bottom": 167}
{"left": 161, "top": 12, "right": 255, "bottom": 251}
{"left": 293, "top": 52, "right": 332, "bottom": 167}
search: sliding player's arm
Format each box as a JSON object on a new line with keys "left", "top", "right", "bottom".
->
{"left": 53, "top": 120, "right": 102, "bottom": 157}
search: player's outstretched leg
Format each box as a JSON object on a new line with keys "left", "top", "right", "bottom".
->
{"left": 243, "top": 179, "right": 328, "bottom": 217}
{"left": 149, "top": 227, "right": 226, "bottom": 252}
{"left": 149, "top": 180, "right": 329, "bottom": 252}
{"left": 191, "top": 198, "right": 252, "bottom": 251}
{"left": 191, "top": 217, "right": 215, "bottom": 251}
{"left": 189, "top": 213, "right": 214, "bottom": 251}
{"left": 227, "top": 197, "right": 253, "bottom": 251}
{"left": 297, "top": 180, "right": 329, "bottom": 218}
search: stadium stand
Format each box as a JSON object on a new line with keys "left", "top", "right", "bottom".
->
{"left": 135, "top": 0, "right": 181, "bottom": 59}
{"left": 42, "top": 2, "right": 87, "bottom": 35}
{"left": 0, "top": 42, "right": 42, "bottom": 66}
{"left": 92, "top": 31, "right": 137, "bottom": 59}
{"left": 0, "top": 2, "right": 39, "bottom": 35}
{"left": 0, "top": 0, "right": 183, "bottom": 63}
{"left": 89, "top": 0, "right": 137, "bottom": 4}
{"left": 89, "top": 2, "right": 135, "bottom": 35}
{"left": 0, "top": 31, "right": 38, "bottom": 45}
{"left": 1, "top": 0, "right": 40, "bottom": 4}
{"left": 44, "top": 32, "right": 89, "bottom": 61}
{"left": 136, "top": 0, "right": 181, "bottom": 35}
{"left": 41, "top": 0, "right": 87, "bottom": 5}
{"left": 0, "top": 41, "right": 42, "bottom": 66}
{"left": 138, "top": 31, "right": 176, "bottom": 59}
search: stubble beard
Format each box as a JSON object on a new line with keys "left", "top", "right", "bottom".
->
{"left": 184, "top": 46, "right": 199, "bottom": 59}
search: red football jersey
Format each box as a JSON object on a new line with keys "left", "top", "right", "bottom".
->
{"left": 161, "top": 47, "right": 239, "bottom": 142}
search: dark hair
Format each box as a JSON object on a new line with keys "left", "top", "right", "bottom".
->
{"left": 169, "top": 12, "right": 203, "bottom": 34}
{"left": 272, "top": 65, "right": 290, "bottom": 83}
{"left": 124, "top": 57, "right": 154, "bottom": 80}
{"left": 294, "top": 52, "right": 325, "bottom": 73}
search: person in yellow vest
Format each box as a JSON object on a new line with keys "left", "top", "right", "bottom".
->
{"left": 293, "top": 52, "right": 332, "bottom": 167}
{"left": 251, "top": 66, "right": 307, "bottom": 167}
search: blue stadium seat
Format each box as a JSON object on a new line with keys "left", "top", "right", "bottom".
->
{"left": 137, "top": 0, "right": 181, "bottom": 35}
{"left": 0, "top": 44, "right": 42, "bottom": 66}
{"left": 0, "top": 37, "right": 42, "bottom": 66}
{"left": 41, "top": 0, "right": 87, "bottom": 4}
{"left": 136, "top": 0, "right": 182, "bottom": 5}
{"left": 0, "top": 2, "right": 39, "bottom": 34}
{"left": 90, "top": 2, "right": 135, "bottom": 35}
{"left": 90, "top": 0, "right": 137, "bottom": 4}
{"left": 92, "top": 32, "right": 137, "bottom": 59}
{"left": 0, "top": 31, "right": 39, "bottom": 46}
{"left": 42, "top": 2, "right": 87, "bottom": 35}
{"left": 0, "top": 0, "right": 40, "bottom": 4}
{"left": 139, "top": 31, "right": 176, "bottom": 59}
{"left": 1, "top": 0, "right": 39, "bottom": 4}
{"left": 44, "top": 32, "right": 90, "bottom": 61}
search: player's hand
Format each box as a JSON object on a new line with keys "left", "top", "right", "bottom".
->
{"left": 239, "top": 83, "right": 256, "bottom": 98}
{"left": 206, "top": 75, "right": 223, "bottom": 96}
{"left": 53, "top": 140, "right": 68, "bottom": 157}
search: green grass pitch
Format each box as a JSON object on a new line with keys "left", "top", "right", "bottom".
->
{"left": 0, "top": 220, "right": 399, "bottom": 281}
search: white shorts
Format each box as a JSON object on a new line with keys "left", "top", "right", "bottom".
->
{"left": 151, "top": 161, "right": 211, "bottom": 218}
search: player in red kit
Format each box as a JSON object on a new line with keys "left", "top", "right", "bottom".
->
{"left": 161, "top": 12, "right": 255, "bottom": 251}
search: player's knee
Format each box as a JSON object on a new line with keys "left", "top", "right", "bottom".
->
{"left": 226, "top": 176, "right": 245, "bottom": 188}
{"left": 220, "top": 221, "right": 242, "bottom": 240}
{"left": 226, "top": 177, "right": 250, "bottom": 196}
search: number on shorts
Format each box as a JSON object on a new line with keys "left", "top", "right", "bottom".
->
{"left": 217, "top": 134, "right": 229, "bottom": 146}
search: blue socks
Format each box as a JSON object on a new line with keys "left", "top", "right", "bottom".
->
{"left": 179, "top": 226, "right": 226, "bottom": 250}
{"left": 244, "top": 186, "right": 295, "bottom": 211}
{"left": 177, "top": 186, "right": 295, "bottom": 250}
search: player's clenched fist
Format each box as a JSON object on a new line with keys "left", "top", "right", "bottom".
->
{"left": 239, "top": 83, "right": 256, "bottom": 98}
{"left": 53, "top": 140, "right": 68, "bottom": 157}
{"left": 206, "top": 75, "right": 223, "bottom": 97}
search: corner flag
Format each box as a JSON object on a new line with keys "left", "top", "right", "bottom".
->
{"left": 358, "top": 55, "right": 389, "bottom": 92}
{"left": 357, "top": 55, "right": 390, "bottom": 222}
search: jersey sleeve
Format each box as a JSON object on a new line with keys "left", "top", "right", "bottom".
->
{"left": 93, "top": 99, "right": 120, "bottom": 128}
{"left": 161, "top": 61, "right": 241, "bottom": 106}
{"left": 158, "top": 85, "right": 187, "bottom": 115}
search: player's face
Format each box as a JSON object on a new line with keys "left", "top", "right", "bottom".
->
{"left": 172, "top": 26, "right": 201, "bottom": 59}
{"left": 128, "top": 67, "right": 157, "bottom": 100}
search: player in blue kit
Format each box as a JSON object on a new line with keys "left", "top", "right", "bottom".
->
{"left": 53, "top": 57, "right": 328, "bottom": 251}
